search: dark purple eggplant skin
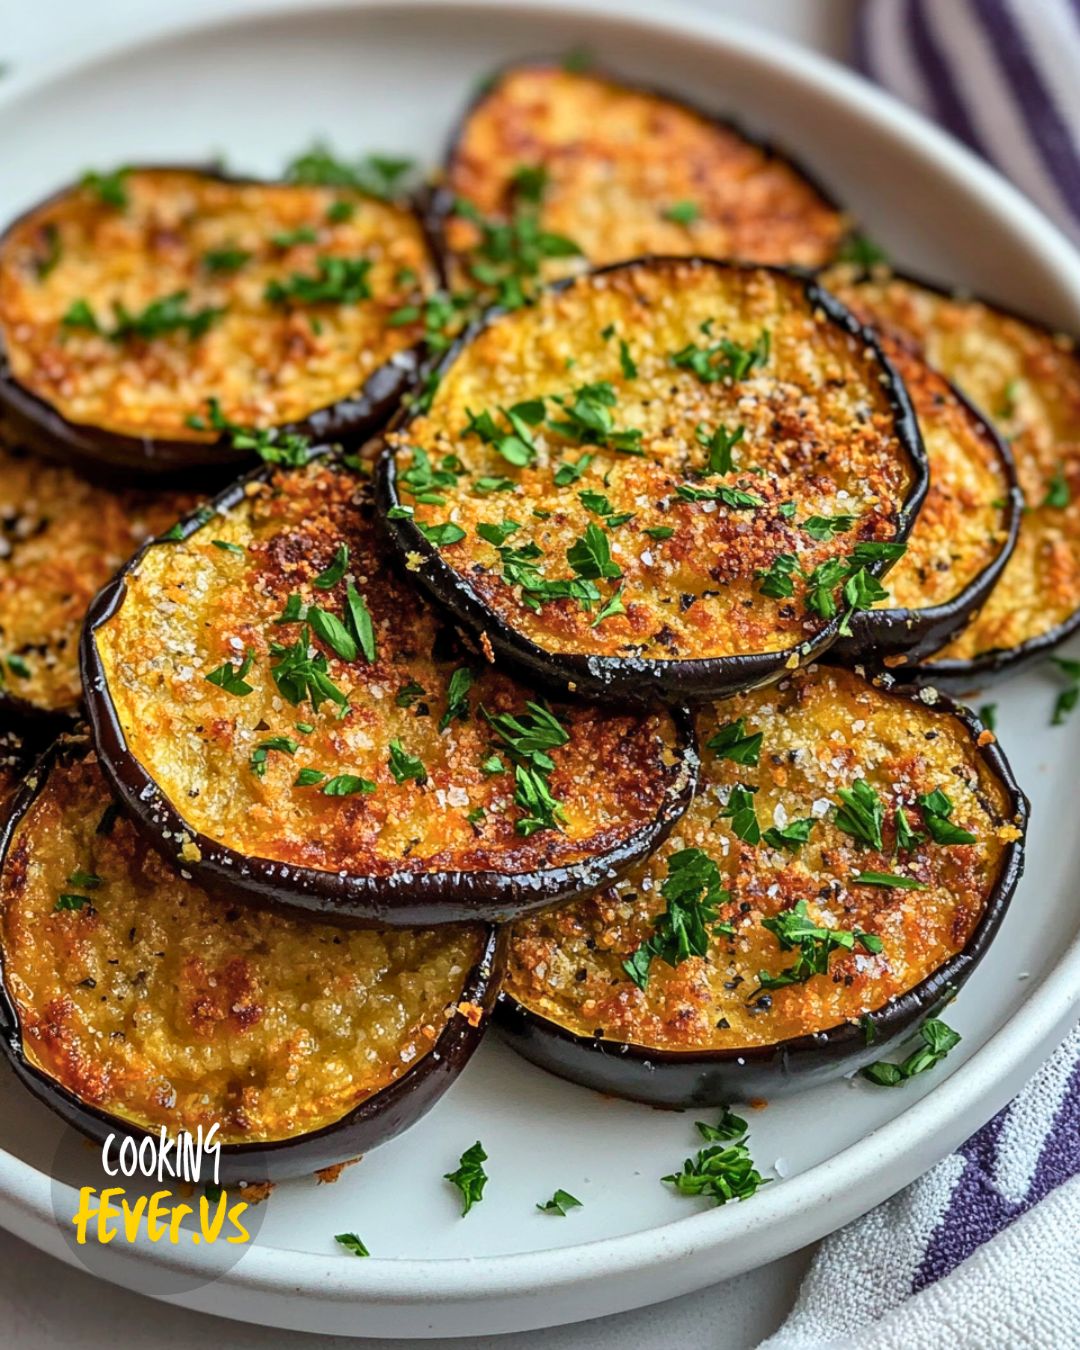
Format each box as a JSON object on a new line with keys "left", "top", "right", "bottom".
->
{"left": 0, "top": 734, "right": 506, "bottom": 1183}
{"left": 825, "top": 264, "right": 1080, "bottom": 694}
{"left": 423, "top": 55, "right": 852, "bottom": 283}
{"left": 0, "top": 165, "right": 428, "bottom": 487}
{"left": 829, "top": 375, "right": 1025, "bottom": 670}
{"left": 375, "top": 257, "right": 929, "bottom": 707}
{"left": 81, "top": 454, "right": 701, "bottom": 928}
{"left": 495, "top": 688, "right": 1027, "bottom": 1108}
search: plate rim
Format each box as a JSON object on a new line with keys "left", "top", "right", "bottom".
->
{"left": 1, "top": 0, "right": 1078, "bottom": 1321}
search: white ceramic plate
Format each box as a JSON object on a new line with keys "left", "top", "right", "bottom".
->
{"left": 1, "top": 0, "right": 1079, "bottom": 1337}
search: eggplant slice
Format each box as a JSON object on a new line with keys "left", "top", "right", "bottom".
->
{"left": 0, "top": 439, "right": 197, "bottom": 722}
{"left": 0, "top": 167, "right": 439, "bottom": 478}
{"left": 830, "top": 336, "right": 1022, "bottom": 667}
{"left": 497, "top": 665, "right": 1027, "bottom": 1106}
{"left": 378, "top": 258, "right": 927, "bottom": 703}
{"left": 433, "top": 61, "right": 848, "bottom": 304}
{"left": 825, "top": 266, "right": 1080, "bottom": 686}
{"left": 0, "top": 736, "right": 502, "bottom": 1181}
{"left": 83, "top": 458, "right": 697, "bottom": 926}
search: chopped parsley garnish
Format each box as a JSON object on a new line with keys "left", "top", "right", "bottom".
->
{"left": 271, "top": 226, "right": 318, "bottom": 248}
{"left": 834, "top": 779, "right": 884, "bottom": 850}
{"left": 284, "top": 144, "right": 415, "bottom": 199}
{"left": 705, "top": 717, "right": 762, "bottom": 766}
{"left": 313, "top": 544, "right": 349, "bottom": 589}
{"left": 979, "top": 703, "right": 998, "bottom": 732}
{"left": 202, "top": 246, "right": 252, "bottom": 274}
{"left": 894, "top": 806, "right": 924, "bottom": 853}
{"left": 66, "top": 292, "right": 222, "bottom": 342}
{"left": 388, "top": 740, "right": 427, "bottom": 785}
{"left": 1044, "top": 467, "right": 1070, "bottom": 508}
{"left": 34, "top": 223, "right": 62, "bottom": 279}
{"left": 663, "top": 200, "right": 700, "bottom": 225}
{"left": 481, "top": 753, "right": 506, "bottom": 776}
{"left": 440, "top": 666, "right": 473, "bottom": 731}
{"left": 204, "top": 648, "right": 255, "bottom": 697}
{"left": 537, "top": 1189, "right": 582, "bottom": 1216}
{"left": 6, "top": 655, "right": 31, "bottom": 679}
{"left": 345, "top": 583, "right": 377, "bottom": 663}
{"left": 321, "top": 774, "right": 376, "bottom": 797}
{"left": 695, "top": 421, "right": 745, "bottom": 475}
{"left": 308, "top": 606, "right": 358, "bottom": 662}
{"left": 265, "top": 256, "right": 373, "bottom": 306}
{"left": 185, "top": 396, "right": 313, "bottom": 467}
{"left": 755, "top": 553, "right": 798, "bottom": 599}
{"left": 663, "top": 1121, "right": 769, "bottom": 1206}
{"left": 548, "top": 380, "right": 642, "bottom": 454}
{"left": 444, "top": 1141, "right": 488, "bottom": 1216}
{"left": 591, "top": 586, "right": 626, "bottom": 627}
{"left": 643, "top": 526, "right": 675, "bottom": 540}
{"left": 696, "top": 1108, "right": 749, "bottom": 1142}
{"left": 553, "top": 452, "right": 594, "bottom": 486}
{"left": 270, "top": 628, "right": 348, "bottom": 711}
{"left": 916, "top": 789, "right": 977, "bottom": 845}
{"left": 1049, "top": 656, "right": 1080, "bottom": 725}
{"left": 485, "top": 702, "right": 569, "bottom": 836}
{"left": 577, "top": 490, "right": 633, "bottom": 527}
{"left": 55, "top": 893, "right": 91, "bottom": 912}
{"left": 754, "top": 899, "right": 882, "bottom": 997}
{"left": 719, "top": 785, "right": 761, "bottom": 844}
{"left": 62, "top": 299, "right": 100, "bottom": 332}
{"left": 67, "top": 870, "right": 102, "bottom": 889}
{"left": 618, "top": 338, "right": 637, "bottom": 379}
{"left": 801, "top": 513, "right": 858, "bottom": 541}
{"left": 80, "top": 166, "right": 130, "bottom": 208}
{"left": 496, "top": 540, "right": 600, "bottom": 612}
{"left": 853, "top": 870, "right": 927, "bottom": 890}
{"left": 836, "top": 231, "right": 889, "bottom": 268}
{"left": 249, "top": 736, "right": 299, "bottom": 777}
{"left": 396, "top": 679, "right": 426, "bottom": 708}
{"left": 295, "top": 768, "right": 328, "bottom": 787}
{"left": 762, "top": 818, "right": 816, "bottom": 852}
{"left": 464, "top": 400, "right": 545, "bottom": 467}
{"left": 452, "top": 173, "right": 580, "bottom": 309}
{"left": 676, "top": 483, "right": 763, "bottom": 508}
{"left": 326, "top": 199, "right": 355, "bottom": 223}
{"left": 623, "top": 848, "right": 732, "bottom": 990}
{"left": 398, "top": 446, "right": 467, "bottom": 504}
{"left": 211, "top": 539, "right": 244, "bottom": 555}
{"left": 334, "top": 1233, "right": 370, "bottom": 1257}
{"left": 419, "top": 521, "right": 466, "bottom": 548}
{"left": 566, "top": 523, "right": 621, "bottom": 581}
{"left": 671, "top": 327, "right": 770, "bottom": 384}
{"left": 861, "top": 1017, "right": 961, "bottom": 1087}
{"left": 477, "top": 519, "right": 522, "bottom": 547}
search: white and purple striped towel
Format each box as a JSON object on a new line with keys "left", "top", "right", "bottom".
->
{"left": 764, "top": 3, "right": 1080, "bottom": 1343}
{"left": 857, "top": 0, "right": 1080, "bottom": 243}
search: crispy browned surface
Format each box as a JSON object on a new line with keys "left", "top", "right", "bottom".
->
{"left": 871, "top": 338, "right": 1011, "bottom": 612}
{"left": 390, "top": 260, "right": 918, "bottom": 662}
{"left": 0, "top": 169, "right": 437, "bottom": 441}
{"left": 0, "top": 730, "right": 25, "bottom": 802}
{"left": 444, "top": 64, "right": 847, "bottom": 290}
{"left": 1, "top": 750, "right": 485, "bottom": 1143}
{"left": 825, "top": 267, "right": 1080, "bottom": 660}
{"left": 94, "top": 461, "right": 682, "bottom": 875}
{"left": 505, "top": 666, "right": 1021, "bottom": 1051}
{"left": 0, "top": 443, "right": 195, "bottom": 713}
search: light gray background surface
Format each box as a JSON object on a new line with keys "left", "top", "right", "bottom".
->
{"left": 0, "top": 3, "right": 854, "bottom": 1346}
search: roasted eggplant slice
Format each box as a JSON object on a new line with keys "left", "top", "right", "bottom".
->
{"left": 825, "top": 266, "right": 1080, "bottom": 686}
{"left": 83, "top": 458, "right": 696, "bottom": 925}
{"left": 0, "top": 736, "right": 502, "bottom": 1181}
{"left": 433, "top": 62, "right": 848, "bottom": 304}
{"left": 378, "top": 258, "right": 927, "bottom": 703}
{"left": 0, "top": 167, "right": 439, "bottom": 478}
{"left": 830, "top": 336, "right": 1022, "bottom": 666}
{"left": 0, "top": 440, "right": 196, "bottom": 722}
{"left": 497, "top": 665, "right": 1027, "bottom": 1106}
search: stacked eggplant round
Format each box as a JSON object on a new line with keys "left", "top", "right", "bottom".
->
{"left": 0, "top": 58, "right": 1048, "bottom": 1181}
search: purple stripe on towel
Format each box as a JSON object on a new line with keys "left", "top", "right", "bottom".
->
{"left": 905, "top": 0, "right": 992, "bottom": 159}
{"left": 913, "top": 1056, "right": 1080, "bottom": 1290}
{"left": 979, "top": 0, "right": 1080, "bottom": 218}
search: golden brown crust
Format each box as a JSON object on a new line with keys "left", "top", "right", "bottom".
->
{"left": 0, "top": 442, "right": 195, "bottom": 713}
{"left": 0, "top": 169, "right": 437, "bottom": 442}
{"left": 0, "top": 750, "right": 485, "bottom": 1143}
{"left": 870, "top": 337, "right": 1011, "bottom": 612}
{"left": 93, "top": 461, "right": 682, "bottom": 877}
{"left": 504, "top": 666, "right": 1020, "bottom": 1051}
{"left": 389, "top": 260, "right": 918, "bottom": 662}
{"left": 824, "top": 267, "right": 1080, "bottom": 660}
{"left": 444, "top": 64, "right": 847, "bottom": 290}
